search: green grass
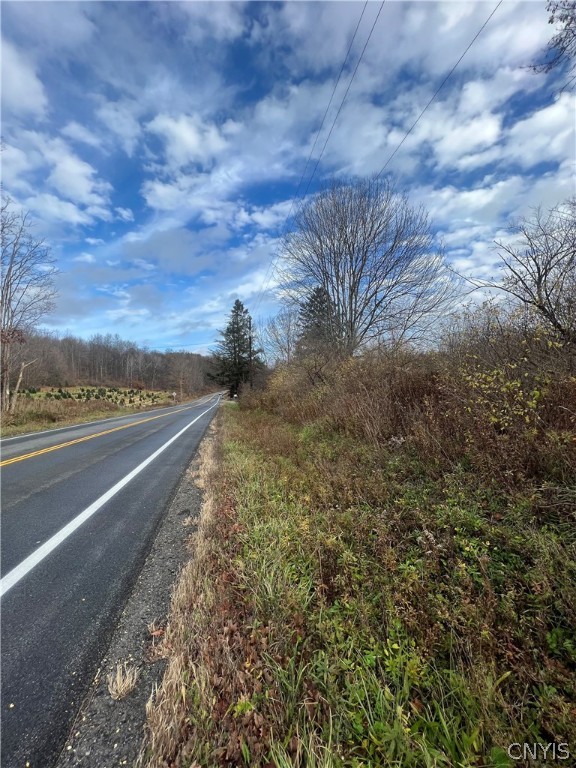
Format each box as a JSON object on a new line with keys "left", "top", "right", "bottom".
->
{"left": 244, "top": 408, "right": 574, "bottom": 761}
{"left": 141, "top": 400, "right": 575, "bottom": 767}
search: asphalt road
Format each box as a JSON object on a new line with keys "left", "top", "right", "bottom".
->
{"left": 0, "top": 394, "right": 221, "bottom": 768}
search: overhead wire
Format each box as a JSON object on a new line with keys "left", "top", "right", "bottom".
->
{"left": 301, "top": 0, "right": 386, "bottom": 200}
{"left": 376, "top": 0, "right": 503, "bottom": 179}
{"left": 286, "top": 1, "right": 369, "bottom": 221}
{"left": 251, "top": 0, "right": 503, "bottom": 323}
{"left": 251, "top": 1, "right": 370, "bottom": 317}
{"left": 252, "top": 0, "right": 385, "bottom": 315}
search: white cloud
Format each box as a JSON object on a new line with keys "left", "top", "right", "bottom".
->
{"left": 141, "top": 175, "right": 195, "bottom": 212}
{"left": 85, "top": 237, "right": 105, "bottom": 245}
{"left": 413, "top": 104, "right": 502, "bottom": 169}
{"left": 115, "top": 207, "right": 134, "bottom": 222}
{"left": 96, "top": 284, "right": 131, "bottom": 301}
{"left": 4, "top": 131, "right": 112, "bottom": 222}
{"left": 147, "top": 113, "right": 228, "bottom": 171}
{"left": 1, "top": 38, "right": 47, "bottom": 117}
{"left": 380, "top": 2, "right": 550, "bottom": 78}
{"left": 105, "top": 308, "right": 150, "bottom": 322}
{"left": 178, "top": 2, "right": 248, "bottom": 42}
{"left": 234, "top": 267, "right": 278, "bottom": 302}
{"left": 73, "top": 253, "right": 96, "bottom": 263}
{"left": 61, "top": 122, "right": 103, "bottom": 149}
{"left": 24, "top": 193, "right": 92, "bottom": 225}
{"left": 506, "top": 93, "right": 575, "bottom": 168}
{"left": 45, "top": 145, "right": 112, "bottom": 208}
{"left": 2, "top": 2, "right": 95, "bottom": 52}
{"left": 258, "top": 2, "right": 372, "bottom": 76}
{"left": 96, "top": 99, "right": 142, "bottom": 156}
{"left": 454, "top": 91, "right": 575, "bottom": 172}
{"left": 0, "top": 144, "right": 37, "bottom": 193}
{"left": 234, "top": 200, "right": 293, "bottom": 231}
{"left": 457, "top": 67, "right": 537, "bottom": 117}
{"left": 131, "top": 259, "right": 156, "bottom": 272}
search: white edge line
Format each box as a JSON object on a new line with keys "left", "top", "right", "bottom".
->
{"left": 0, "top": 398, "right": 220, "bottom": 599}
{"left": 0, "top": 393, "right": 222, "bottom": 443}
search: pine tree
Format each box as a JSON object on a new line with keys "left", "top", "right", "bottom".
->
{"left": 297, "top": 286, "right": 340, "bottom": 355}
{"left": 210, "top": 299, "right": 257, "bottom": 396}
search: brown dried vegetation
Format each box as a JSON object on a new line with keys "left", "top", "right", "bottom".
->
{"left": 140, "top": 336, "right": 575, "bottom": 766}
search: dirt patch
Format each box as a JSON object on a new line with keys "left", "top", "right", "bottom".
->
{"left": 53, "top": 434, "right": 209, "bottom": 768}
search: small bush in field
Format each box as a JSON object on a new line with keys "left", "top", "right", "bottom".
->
{"left": 461, "top": 362, "right": 547, "bottom": 431}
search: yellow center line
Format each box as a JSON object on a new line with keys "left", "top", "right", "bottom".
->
{"left": 0, "top": 407, "right": 194, "bottom": 467}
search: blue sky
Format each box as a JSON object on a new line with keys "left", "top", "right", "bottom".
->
{"left": 2, "top": 1, "right": 574, "bottom": 353}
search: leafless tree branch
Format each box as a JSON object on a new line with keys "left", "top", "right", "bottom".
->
{"left": 465, "top": 198, "right": 575, "bottom": 348}
{"left": 531, "top": 0, "right": 576, "bottom": 91}
{"left": 278, "top": 176, "right": 458, "bottom": 355}
{"left": 1, "top": 197, "right": 58, "bottom": 411}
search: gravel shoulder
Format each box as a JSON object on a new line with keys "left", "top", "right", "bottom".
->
{"left": 53, "top": 441, "right": 206, "bottom": 768}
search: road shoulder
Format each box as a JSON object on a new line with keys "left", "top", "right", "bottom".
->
{"left": 53, "top": 427, "right": 210, "bottom": 768}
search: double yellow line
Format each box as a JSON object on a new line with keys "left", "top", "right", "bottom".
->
{"left": 0, "top": 408, "right": 191, "bottom": 467}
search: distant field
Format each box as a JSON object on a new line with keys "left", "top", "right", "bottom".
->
{"left": 1, "top": 386, "right": 179, "bottom": 437}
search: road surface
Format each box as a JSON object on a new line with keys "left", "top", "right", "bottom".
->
{"left": 0, "top": 394, "right": 221, "bottom": 768}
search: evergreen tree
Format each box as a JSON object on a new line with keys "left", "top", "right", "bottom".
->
{"left": 297, "top": 286, "right": 340, "bottom": 355}
{"left": 210, "top": 299, "right": 258, "bottom": 396}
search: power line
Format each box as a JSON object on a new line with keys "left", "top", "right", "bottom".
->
{"left": 376, "top": 0, "right": 503, "bottom": 179}
{"left": 287, "top": 1, "right": 369, "bottom": 220}
{"left": 301, "top": 0, "right": 386, "bottom": 200}
{"left": 252, "top": 2, "right": 371, "bottom": 317}
{"left": 252, "top": 1, "right": 385, "bottom": 315}
{"left": 252, "top": 0, "right": 502, "bottom": 322}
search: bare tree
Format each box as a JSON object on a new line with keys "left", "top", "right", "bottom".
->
{"left": 166, "top": 351, "right": 211, "bottom": 400}
{"left": 279, "top": 176, "right": 456, "bottom": 356}
{"left": 532, "top": 1, "right": 576, "bottom": 90}
{"left": 1, "top": 198, "right": 58, "bottom": 411}
{"left": 264, "top": 306, "right": 300, "bottom": 365}
{"left": 488, "top": 198, "right": 576, "bottom": 348}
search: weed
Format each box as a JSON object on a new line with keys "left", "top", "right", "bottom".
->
{"left": 141, "top": 354, "right": 575, "bottom": 766}
{"left": 107, "top": 662, "right": 141, "bottom": 700}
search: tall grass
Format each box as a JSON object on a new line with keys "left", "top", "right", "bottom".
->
{"left": 141, "top": 354, "right": 575, "bottom": 767}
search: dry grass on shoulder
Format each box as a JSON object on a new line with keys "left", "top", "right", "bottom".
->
{"left": 107, "top": 662, "right": 141, "bottom": 701}
{"left": 138, "top": 405, "right": 280, "bottom": 768}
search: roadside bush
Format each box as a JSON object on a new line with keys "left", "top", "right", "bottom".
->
{"left": 144, "top": 395, "right": 575, "bottom": 767}
{"left": 251, "top": 353, "right": 575, "bottom": 494}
